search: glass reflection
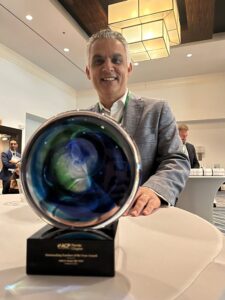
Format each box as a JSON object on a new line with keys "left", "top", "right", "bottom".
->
{"left": 41, "top": 225, "right": 114, "bottom": 240}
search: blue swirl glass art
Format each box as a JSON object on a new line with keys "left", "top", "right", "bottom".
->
{"left": 21, "top": 111, "right": 141, "bottom": 229}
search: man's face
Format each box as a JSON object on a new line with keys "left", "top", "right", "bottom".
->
{"left": 86, "top": 38, "right": 132, "bottom": 108}
{"left": 179, "top": 130, "right": 188, "bottom": 144}
{"left": 9, "top": 140, "right": 18, "bottom": 151}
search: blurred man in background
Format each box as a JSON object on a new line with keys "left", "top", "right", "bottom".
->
{"left": 178, "top": 124, "right": 200, "bottom": 168}
{"left": 0, "top": 139, "right": 21, "bottom": 194}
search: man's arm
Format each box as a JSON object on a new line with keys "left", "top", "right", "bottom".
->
{"left": 1, "top": 152, "right": 16, "bottom": 169}
{"left": 142, "top": 102, "right": 190, "bottom": 203}
{"left": 126, "top": 101, "right": 190, "bottom": 216}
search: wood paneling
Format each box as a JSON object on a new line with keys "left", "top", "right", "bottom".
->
{"left": 58, "top": 0, "right": 127, "bottom": 36}
{"left": 58, "top": 0, "right": 108, "bottom": 36}
{"left": 181, "top": 0, "right": 215, "bottom": 43}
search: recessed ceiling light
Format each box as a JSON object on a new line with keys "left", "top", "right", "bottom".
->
{"left": 186, "top": 53, "right": 192, "bottom": 58}
{"left": 133, "top": 62, "right": 139, "bottom": 66}
{"left": 26, "top": 15, "right": 33, "bottom": 21}
{"left": 64, "top": 48, "right": 70, "bottom": 52}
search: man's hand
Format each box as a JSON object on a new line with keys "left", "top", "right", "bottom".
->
{"left": 9, "top": 158, "right": 20, "bottom": 164}
{"left": 124, "top": 187, "right": 161, "bottom": 217}
{"left": 9, "top": 159, "right": 18, "bottom": 164}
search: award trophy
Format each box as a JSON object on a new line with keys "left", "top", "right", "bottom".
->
{"left": 20, "top": 111, "right": 141, "bottom": 277}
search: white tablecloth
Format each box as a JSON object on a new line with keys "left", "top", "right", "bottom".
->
{"left": 177, "top": 176, "right": 225, "bottom": 222}
{"left": 1, "top": 194, "right": 225, "bottom": 299}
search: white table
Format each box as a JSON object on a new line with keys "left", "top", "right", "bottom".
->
{"left": 177, "top": 176, "right": 225, "bottom": 223}
{"left": 1, "top": 194, "right": 225, "bottom": 299}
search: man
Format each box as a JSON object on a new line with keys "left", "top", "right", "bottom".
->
{"left": 178, "top": 124, "right": 200, "bottom": 168}
{"left": 0, "top": 139, "right": 21, "bottom": 194}
{"left": 86, "top": 29, "right": 190, "bottom": 216}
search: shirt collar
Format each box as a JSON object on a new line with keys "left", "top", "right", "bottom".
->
{"left": 98, "top": 89, "right": 128, "bottom": 113}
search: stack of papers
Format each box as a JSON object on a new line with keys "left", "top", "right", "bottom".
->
{"left": 190, "top": 168, "right": 225, "bottom": 176}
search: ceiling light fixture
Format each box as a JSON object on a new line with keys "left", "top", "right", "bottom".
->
{"left": 26, "top": 15, "right": 33, "bottom": 21}
{"left": 108, "top": 0, "right": 181, "bottom": 62}
{"left": 63, "top": 48, "right": 70, "bottom": 52}
{"left": 186, "top": 53, "right": 192, "bottom": 57}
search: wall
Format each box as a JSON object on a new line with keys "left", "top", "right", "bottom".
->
{"left": 129, "top": 73, "right": 225, "bottom": 122}
{"left": 0, "top": 43, "right": 77, "bottom": 149}
{"left": 76, "top": 72, "right": 225, "bottom": 168}
{"left": 25, "top": 113, "right": 47, "bottom": 144}
{"left": 183, "top": 119, "right": 225, "bottom": 168}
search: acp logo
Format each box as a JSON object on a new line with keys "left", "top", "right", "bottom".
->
{"left": 57, "top": 243, "right": 83, "bottom": 250}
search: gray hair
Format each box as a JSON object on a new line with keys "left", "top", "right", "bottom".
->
{"left": 86, "top": 29, "right": 131, "bottom": 64}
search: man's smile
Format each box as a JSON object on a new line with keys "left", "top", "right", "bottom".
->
{"left": 101, "top": 76, "right": 118, "bottom": 82}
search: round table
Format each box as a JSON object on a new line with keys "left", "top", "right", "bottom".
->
{"left": 1, "top": 194, "right": 225, "bottom": 300}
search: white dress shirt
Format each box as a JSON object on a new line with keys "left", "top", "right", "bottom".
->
{"left": 98, "top": 89, "right": 128, "bottom": 123}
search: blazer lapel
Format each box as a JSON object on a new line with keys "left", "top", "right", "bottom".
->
{"left": 89, "top": 94, "right": 144, "bottom": 138}
{"left": 122, "top": 93, "right": 144, "bottom": 138}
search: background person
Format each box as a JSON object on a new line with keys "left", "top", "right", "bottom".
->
{"left": 0, "top": 139, "right": 21, "bottom": 194}
{"left": 178, "top": 124, "right": 200, "bottom": 168}
{"left": 85, "top": 29, "right": 190, "bottom": 216}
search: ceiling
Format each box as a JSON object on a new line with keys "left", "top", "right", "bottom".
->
{"left": 0, "top": 0, "right": 225, "bottom": 91}
{"left": 58, "top": 0, "right": 224, "bottom": 44}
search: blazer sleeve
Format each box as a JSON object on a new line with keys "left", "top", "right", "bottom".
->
{"left": 142, "top": 102, "right": 190, "bottom": 205}
{"left": 1, "top": 152, "right": 15, "bottom": 169}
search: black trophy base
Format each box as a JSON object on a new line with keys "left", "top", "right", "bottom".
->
{"left": 27, "top": 221, "right": 118, "bottom": 277}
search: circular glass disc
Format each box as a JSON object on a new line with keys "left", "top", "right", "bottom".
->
{"left": 21, "top": 111, "right": 141, "bottom": 229}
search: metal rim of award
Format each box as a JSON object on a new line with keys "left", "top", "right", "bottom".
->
{"left": 21, "top": 110, "right": 141, "bottom": 229}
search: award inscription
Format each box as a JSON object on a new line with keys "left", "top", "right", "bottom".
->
{"left": 45, "top": 253, "right": 98, "bottom": 266}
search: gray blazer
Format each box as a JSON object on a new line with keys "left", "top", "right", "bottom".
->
{"left": 90, "top": 92, "right": 190, "bottom": 205}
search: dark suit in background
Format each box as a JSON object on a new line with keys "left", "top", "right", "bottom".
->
{"left": 186, "top": 142, "right": 200, "bottom": 168}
